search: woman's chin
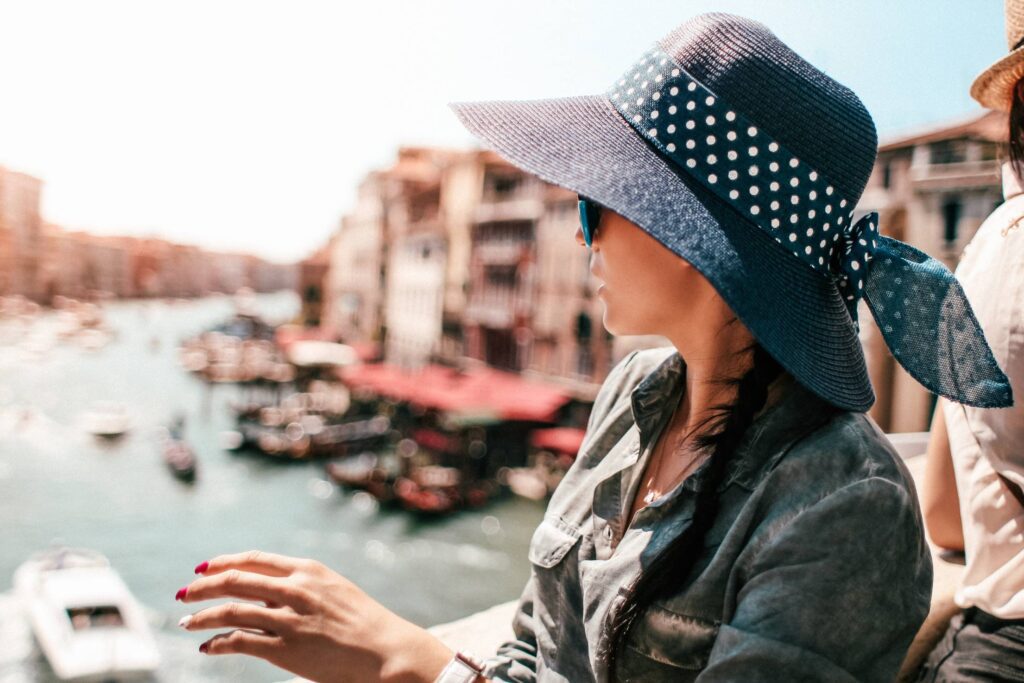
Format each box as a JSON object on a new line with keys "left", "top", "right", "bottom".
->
{"left": 601, "top": 301, "right": 658, "bottom": 338}
{"left": 601, "top": 305, "right": 627, "bottom": 337}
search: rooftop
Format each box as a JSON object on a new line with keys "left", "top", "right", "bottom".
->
{"left": 879, "top": 110, "right": 1006, "bottom": 153}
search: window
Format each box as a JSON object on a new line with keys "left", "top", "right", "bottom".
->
{"left": 67, "top": 605, "right": 125, "bottom": 630}
{"left": 942, "top": 198, "right": 961, "bottom": 244}
{"left": 485, "top": 173, "right": 523, "bottom": 198}
{"left": 485, "top": 265, "right": 517, "bottom": 288}
{"left": 930, "top": 140, "right": 967, "bottom": 165}
{"left": 979, "top": 142, "right": 1000, "bottom": 162}
{"left": 882, "top": 163, "right": 892, "bottom": 189}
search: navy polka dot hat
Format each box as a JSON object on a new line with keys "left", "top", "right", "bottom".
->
{"left": 451, "top": 13, "right": 1012, "bottom": 411}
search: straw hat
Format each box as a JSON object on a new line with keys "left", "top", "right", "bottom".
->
{"left": 971, "top": 0, "right": 1024, "bottom": 111}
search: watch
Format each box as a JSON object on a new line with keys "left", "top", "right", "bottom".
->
{"left": 434, "top": 651, "right": 485, "bottom": 683}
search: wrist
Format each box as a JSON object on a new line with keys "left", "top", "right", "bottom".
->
{"left": 434, "top": 653, "right": 487, "bottom": 683}
{"left": 378, "top": 620, "right": 454, "bottom": 683}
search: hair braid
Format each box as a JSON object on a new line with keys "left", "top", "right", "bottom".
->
{"left": 603, "top": 343, "right": 781, "bottom": 681}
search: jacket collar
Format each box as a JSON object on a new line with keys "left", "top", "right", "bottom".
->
{"left": 628, "top": 350, "right": 838, "bottom": 492}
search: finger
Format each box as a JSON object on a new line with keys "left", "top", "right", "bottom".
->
{"left": 179, "top": 570, "right": 312, "bottom": 612}
{"left": 197, "top": 550, "right": 301, "bottom": 578}
{"left": 182, "top": 602, "right": 295, "bottom": 635}
{"left": 200, "top": 629, "right": 283, "bottom": 658}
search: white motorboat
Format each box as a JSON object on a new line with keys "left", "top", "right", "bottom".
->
{"left": 13, "top": 547, "right": 160, "bottom": 681}
{"left": 81, "top": 402, "right": 132, "bottom": 439}
{"left": 219, "top": 429, "right": 245, "bottom": 451}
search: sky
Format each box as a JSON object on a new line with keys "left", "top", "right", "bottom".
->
{"left": 0, "top": 0, "right": 1007, "bottom": 263}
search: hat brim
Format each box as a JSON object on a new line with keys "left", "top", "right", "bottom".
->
{"left": 450, "top": 95, "right": 874, "bottom": 411}
{"left": 971, "top": 47, "right": 1024, "bottom": 112}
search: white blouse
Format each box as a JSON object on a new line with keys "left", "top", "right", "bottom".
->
{"left": 945, "top": 163, "right": 1024, "bottom": 619}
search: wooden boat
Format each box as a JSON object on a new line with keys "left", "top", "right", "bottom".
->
{"left": 238, "top": 414, "right": 394, "bottom": 460}
{"left": 394, "top": 465, "right": 496, "bottom": 515}
{"left": 311, "top": 415, "right": 393, "bottom": 455}
{"left": 506, "top": 427, "right": 586, "bottom": 501}
{"left": 325, "top": 451, "right": 399, "bottom": 503}
{"left": 162, "top": 439, "right": 196, "bottom": 482}
{"left": 394, "top": 474, "right": 459, "bottom": 515}
{"left": 161, "top": 417, "right": 197, "bottom": 481}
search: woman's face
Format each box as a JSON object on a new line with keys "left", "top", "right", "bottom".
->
{"left": 575, "top": 209, "right": 727, "bottom": 339}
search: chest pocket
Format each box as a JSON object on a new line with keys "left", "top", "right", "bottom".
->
{"left": 528, "top": 517, "right": 582, "bottom": 568}
{"left": 624, "top": 604, "right": 720, "bottom": 672}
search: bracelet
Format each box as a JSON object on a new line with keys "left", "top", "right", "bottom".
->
{"left": 434, "top": 651, "right": 484, "bottom": 683}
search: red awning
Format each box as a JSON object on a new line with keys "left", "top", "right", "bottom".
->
{"left": 339, "top": 363, "right": 457, "bottom": 403}
{"left": 339, "top": 363, "right": 571, "bottom": 423}
{"left": 411, "top": 428, "right": 461, "bottom": 453}
{"left": 529, "top": 427, "right": 586, "bottom": 455}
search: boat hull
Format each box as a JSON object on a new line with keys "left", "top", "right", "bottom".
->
{"left": 14, "top": 549, "right": 161, "bottom": 681}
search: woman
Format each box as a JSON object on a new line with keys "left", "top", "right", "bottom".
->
{"left": 174, "top": 13, "right": 1012, "bottom": 683}
{"left": 917, "top": 1, "right": 1024, "bottom": 680}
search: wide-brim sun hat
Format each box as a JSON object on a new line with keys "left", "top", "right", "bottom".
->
{"left": 451, "top": 13, "right": 1013, "bottom": 412}
{"left": 971, "top": 0, "right": 1024, "bottom": 111}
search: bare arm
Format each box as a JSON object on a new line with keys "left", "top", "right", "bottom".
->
{"left": 920, "top": 399, "right": 965, "bottom": 552}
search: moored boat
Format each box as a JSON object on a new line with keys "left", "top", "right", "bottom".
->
{"left": 394, "top": 465, "right": 496, "bottom": 515}
{"left": 81, "top": 402, "right": 132, "bottom": 439}
{"left": 505, "top": 427, "right": 586, "bottom": 501}
{"left": 326, "top": 450, "right": 399, "bottom": 503}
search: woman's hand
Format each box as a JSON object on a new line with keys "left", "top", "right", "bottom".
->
{"left": 176, "top": 550, "right": 454, "bottom": 683}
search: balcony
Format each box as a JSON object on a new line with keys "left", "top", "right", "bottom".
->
{"left": 909, "top": 160, "right": 1000, "bottom": 192}
{"left": 474, "top": 197, "right": 544, "bottom": 224}
{"left": 464, "top": 293, "right": 515, "bottom": 328}
{"left": 473, "top": 241, "right": 531, "bottom": 266}
{"left": 476, "top": 177, "right": 545, "bottom": 224}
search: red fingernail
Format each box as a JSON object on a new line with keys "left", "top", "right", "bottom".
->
{"left": 194, "top": 561, "right": 209, "bottom": 574}
{"left": 199, "top": 641, "right": 209, "bottom": 654}
{"left": 175, "top": 587, "right": 188, "bottom": 601}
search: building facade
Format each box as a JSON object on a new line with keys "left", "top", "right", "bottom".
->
{"left": 0, "top": 167, "right": 44, "bottom": 300}
{"left": 322, "top": 174, "right": 389, "bottom": 345}
{"left": 859, "top": 111, "right": 1005, "bottom": 432}
{"left": 381, "top": 149, "right": 452, "bottom": 367}
{"left": 323, "top": 147, "right": 649, "bottom": 397}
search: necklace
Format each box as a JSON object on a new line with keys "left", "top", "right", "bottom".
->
{"left": 641, "top": 439, "right": 705, "bottom": 505}
{"left": 638, "top": 396, "right": 704, "bottom": 507}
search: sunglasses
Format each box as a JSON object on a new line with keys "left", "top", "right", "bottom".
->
{"left": 577, "top": 196, "right": 603, "bottom": 248}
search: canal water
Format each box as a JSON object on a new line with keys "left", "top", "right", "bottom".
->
{"left": 0, "top": 293, "right": 544, "bottom": 682}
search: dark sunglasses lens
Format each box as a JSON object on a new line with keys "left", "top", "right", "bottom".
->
{"left": 578, "top": 198, "right": 601, "bottom": 247}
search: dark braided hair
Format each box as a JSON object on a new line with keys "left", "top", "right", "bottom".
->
{"left": 1010, "top": 78, "right": 1024, "bottom": 183}
{"left": 603, "top": 342, "right": 782, "bottom": 681}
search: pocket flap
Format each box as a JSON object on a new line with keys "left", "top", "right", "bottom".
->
{"left": 628, "top": 606, "right": 720, "bottom": 670}
{"left": 527, "top": 518, "right": 582, "bottom": 568}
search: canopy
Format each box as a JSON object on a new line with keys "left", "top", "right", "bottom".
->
{"left": 529, "top": 427, "right": 587, "bottom": 455}
{"left": 339, "top": 363, "right": 571, "bottom": 423}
